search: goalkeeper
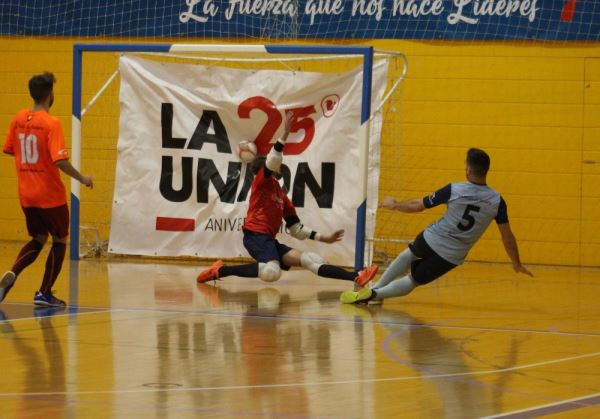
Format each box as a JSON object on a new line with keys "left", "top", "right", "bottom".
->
{"left": 196, "top": 114, "right": 378, "bottom": 287}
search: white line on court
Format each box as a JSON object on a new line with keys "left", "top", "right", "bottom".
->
{"left": 0, "top": 349, "right": 598, "bottom": 398}
{"left": 0, "top": 308, "right": 115, "bottom": 322}
{"left": 103, "top": 306, "right": 600, "bottom": 338}
{"left": 481, "top": 391, "right": 600, "bottom": 418}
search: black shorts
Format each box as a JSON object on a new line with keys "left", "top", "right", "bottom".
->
{"left": 243, "top": 230, "right": 292, "bottom": 270}
{"left": 408, "top": 232, "right": 457, "bottom": 285}
{"left": 22, "top": 204, "right": 69, "bottom": 239}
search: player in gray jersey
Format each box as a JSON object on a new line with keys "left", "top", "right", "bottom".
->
{"left": 341, "top": 148, "right": 532, "bottom": 304}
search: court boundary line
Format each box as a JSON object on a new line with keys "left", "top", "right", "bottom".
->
{"left": 84, "top": 306, "right": 600, "bottom": 338}
{"left": 0, "top": 308, "right": 115, "bottom": 322}
{"left": 482, "top": 392, "right": 600, "bottom": 418}
{"left": 0, "top": 349, "right": 598, "bottom": 398}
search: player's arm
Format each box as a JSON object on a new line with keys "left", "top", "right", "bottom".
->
{"left": 282, "top": 193, "right": 323, "bottom": 242}
{"left": 265, "top": 112, "right": 292, "bottom": 173}
{"left": 380, "top": 197, "right": 425, "bottom": 213}
{"left": 55, "top": 159, "right": 93, "bottom": 188}
{"left": 3, "top": 119, "right": 16, "bottom": 155}
{"left": 284, "top": 213, "right": 344, "bottom": 244}
{"left": 49, "top": 119, "right": 93, "bottom": 188}
{"left": 495, "top": 198, "right": 533, "bottom": 277}
{"left": 284, "top": 215, "right": 320, "bottom": 241}
{"left": 3, "top": 135, "right": 14, "bottom": 154}
{"left": 380, "top": 184, "right": 452, "bottom": 213}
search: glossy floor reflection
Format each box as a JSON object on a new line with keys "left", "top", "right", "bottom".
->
{"left": 0, "top": 242, "right": 599, "bottom": 418}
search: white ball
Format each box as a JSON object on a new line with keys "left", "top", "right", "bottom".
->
{"left": 238, "top": 141, "right": 257, "bottom": 163}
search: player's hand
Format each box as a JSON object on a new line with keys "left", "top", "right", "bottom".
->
{"left": 513, "top": 264, "right": 533, "bottom": 277}
{"left": 321, "top": 229, "right": 344, "bottom": 244}
{"left": 81, "top": 175, "right": 93, "bottom": 189}
{"left": 380, "top": 196, "right": 397, "bottom": 210}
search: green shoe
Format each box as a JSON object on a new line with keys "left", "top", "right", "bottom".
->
{"left": 340, "top": 287, "right": 373, "bottom": 304}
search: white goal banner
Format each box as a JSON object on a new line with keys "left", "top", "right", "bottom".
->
{"left": 109, "top": 55, "right": 387, "bottom": 265}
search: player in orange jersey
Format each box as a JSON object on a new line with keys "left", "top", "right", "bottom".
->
{"left": 1, "top": 72, "right": 93, "bottom": 307}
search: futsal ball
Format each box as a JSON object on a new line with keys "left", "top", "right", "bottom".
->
{"left": 238, "top": 141, "right": 257, "bottom": 163}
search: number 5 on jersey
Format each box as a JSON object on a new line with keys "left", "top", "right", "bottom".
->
{"left": 457, "top": 204, "right": 480, "bottom": 231}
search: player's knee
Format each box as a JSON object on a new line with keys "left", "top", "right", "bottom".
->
{"left": 300, "top": 252, "right": 324, "bottom": 275}
{"left": 34, "top": 235, "right": 48, "bottom": 245}
{"left": 52, "top": 235, "right": 67, "bottom": 244}
{"left": 259, "top": 261, "right": 281, "bottom": 283}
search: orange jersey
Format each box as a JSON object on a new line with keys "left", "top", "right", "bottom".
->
{"left": 3, "top": 109, "right": 69, "bottom": 208}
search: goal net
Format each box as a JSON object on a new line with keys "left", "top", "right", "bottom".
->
{"left": 1, "top": 2, "right": 597, "bottom": 41}
{"left": 73, "top": 44, "right": 406, "bottom": 270}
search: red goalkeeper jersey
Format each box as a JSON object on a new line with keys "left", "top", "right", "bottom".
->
{"left": 243, "top": 167, "right": 297, "bottom": 237}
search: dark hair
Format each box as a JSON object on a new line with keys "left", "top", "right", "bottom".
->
{"left": 28, "top": 72, "right": 56, "bottom": 103}
{"left": 466, "top": 148, "right": 490, "bottom": 177}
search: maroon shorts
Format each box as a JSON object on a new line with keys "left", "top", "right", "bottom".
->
{"left": 22, "top": 204, "right": 69, "bottom": 239}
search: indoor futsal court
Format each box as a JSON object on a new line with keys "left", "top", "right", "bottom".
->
{"left": 0, "top": 242, "right": 599, "bottom": 418}
{"left": 1, "top": 2, "right": 600, "bottom": 418}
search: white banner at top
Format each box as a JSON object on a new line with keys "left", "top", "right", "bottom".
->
{"left": 109, "top": 55, "right": 387, "bottom": 266}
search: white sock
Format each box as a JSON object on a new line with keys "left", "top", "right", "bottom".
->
{"left": 373, "top": 275, "right": 417, "bottom": 300}
{"left": 374, "top": 248, "right": 417, "bottom": 290}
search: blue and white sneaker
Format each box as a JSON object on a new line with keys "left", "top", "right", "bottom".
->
{"left": 33, "top": 291, "right": 66, "bottom": 307}
{"left": 0, "top": 271, "right": 16, "bottom": 303}
{"left": 367, "top": 283, "right": 383, "bottom": 305}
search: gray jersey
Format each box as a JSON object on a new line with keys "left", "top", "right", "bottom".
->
{"left": 422, "top": 182, "right": 508, "bottom": 265}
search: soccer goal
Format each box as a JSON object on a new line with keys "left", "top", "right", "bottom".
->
{"left": 71, "top": 43, "right": 407, "bottom": 270}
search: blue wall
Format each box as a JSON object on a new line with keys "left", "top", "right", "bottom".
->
{"left": 0, "top": 0, "right": 598, "bottom": 40}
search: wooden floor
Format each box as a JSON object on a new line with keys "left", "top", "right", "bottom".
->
{"left": 0, "top": 242, "right": 599, "bottom": 418}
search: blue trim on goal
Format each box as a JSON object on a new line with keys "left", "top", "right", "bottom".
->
{"left": 267, "top": 45, "right": 374, "bottom": 270}
{"left": 71, "top": 46, "right": 82, "bottom": 260}
{"left": 71, "top": 43, "right": 374, "bottom": 269}
{"left": 74, "top": 43, "right": 172, "bottom": 53}
{"left": 361, "top": 48, "right": 373, "bottom": 124}
{"left": 355, "top": 201, "right": 367, "bottom": 271}
{"left": 70, "top": 43, "right": 173, "bottom": 260}
{"left": 72, "top": 48, "right": 82, "bottom": 119}
{"left": 72, "top": 43, "right": 171, "bottom": 119}
{"left": 265, "top": 45, "right": 372, "bottom": 56}
{"left": 70, "top": 193, "right": 80, "bottom": 260}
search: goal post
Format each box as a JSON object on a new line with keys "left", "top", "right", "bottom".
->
{"left": 71, "top": 43, "right": 405, "bottom": 271}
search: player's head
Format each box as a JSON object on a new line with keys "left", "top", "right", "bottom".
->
{"left": 29, "top": 72, "right": 56, "bottom": 107}
{"left": 466, "top": 148, "right": 490, "bottom": 179}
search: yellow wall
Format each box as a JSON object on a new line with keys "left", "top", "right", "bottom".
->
{"left": 0, "top": 38, "right": 599, "bottom": 267}
{"left": 374, "top": 40, "right": 600, "bottom": 267}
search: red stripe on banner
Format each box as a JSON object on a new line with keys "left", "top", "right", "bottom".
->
{"left": 561, "top": 0, "right": 577, "bottom": 22}
{"left": 155, "top": 217, "right": 195, "bottom": 232}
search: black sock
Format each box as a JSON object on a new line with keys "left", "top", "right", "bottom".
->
{"left": 12, "top": 239, "right": 43, "bottom": 276}
{"left": 40, "top": 242, "right": 66, "bottom": 294}
{"left": 317, "top": 264, "right": 356, "bottom": 281}
{"left": 219, "top": 263, "right": 259, "bottom": 278}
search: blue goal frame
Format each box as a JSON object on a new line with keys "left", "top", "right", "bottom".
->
{"left": 72, "top": 43, "right": 374, "bottom": 271}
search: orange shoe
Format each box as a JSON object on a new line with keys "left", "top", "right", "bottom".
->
{"left": 354, "top": 264, "right": 379, "bottom": 288}
{"left": 196, "top": 260, "right": 224, "bottom": 283}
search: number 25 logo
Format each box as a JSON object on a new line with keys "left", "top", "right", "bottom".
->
{"left": 237, "top": 96, "right": 316, "bottom": 156}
